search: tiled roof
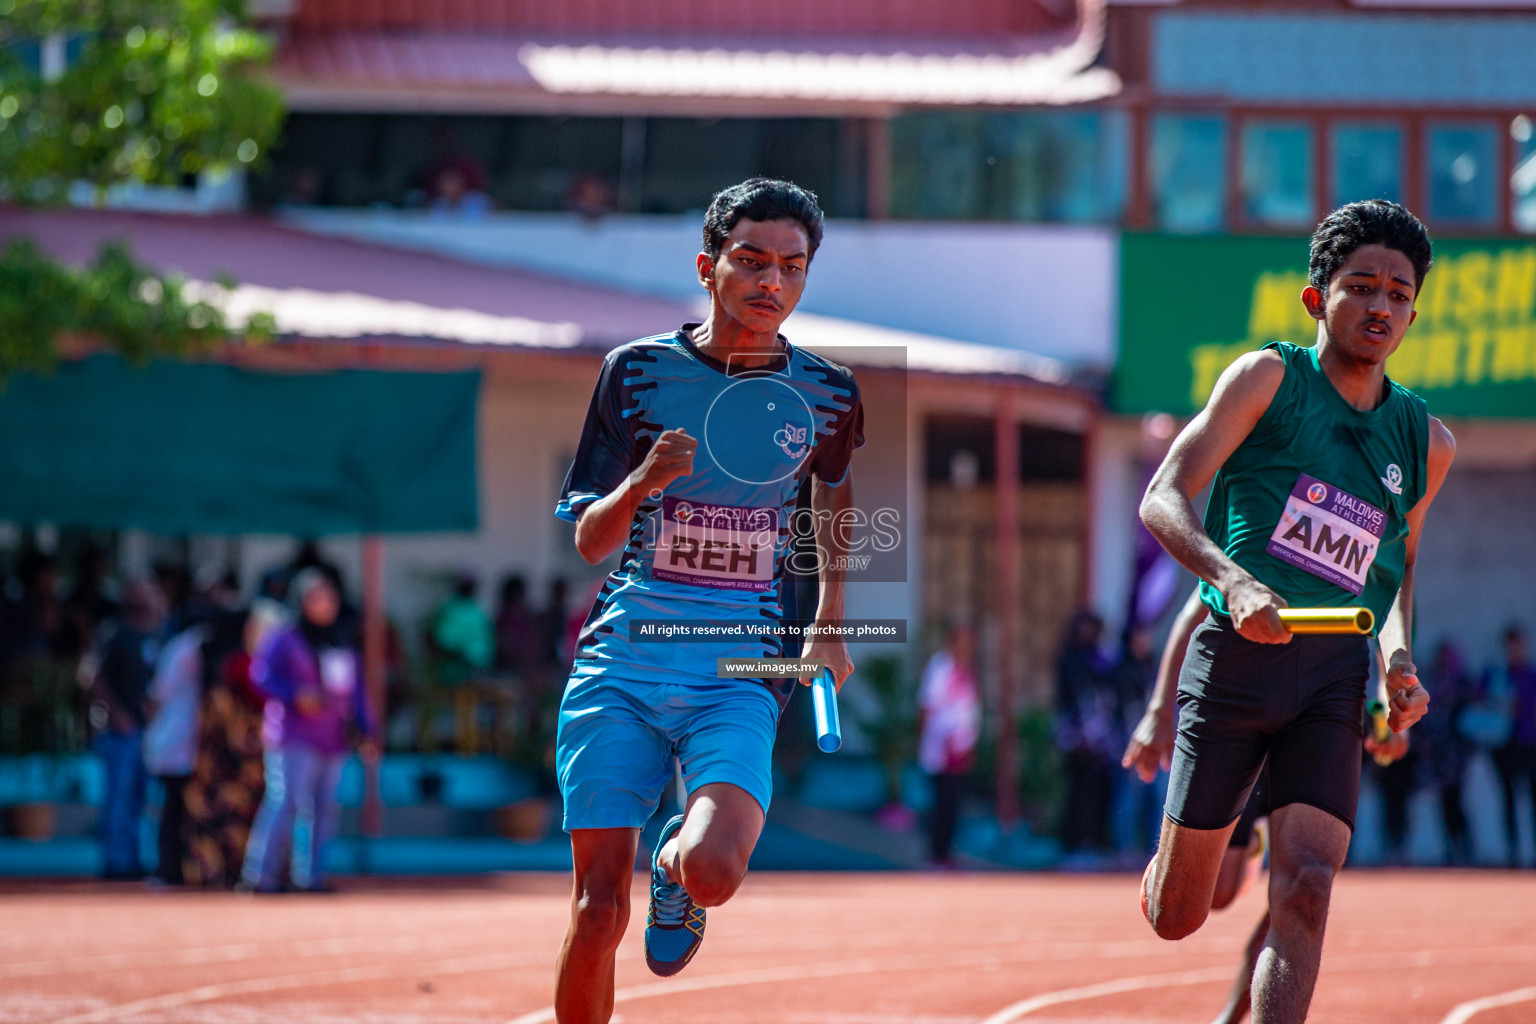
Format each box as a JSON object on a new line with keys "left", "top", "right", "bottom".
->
{"left": 288, "top": 0, "right": 1071, "bottom": 38}
{"left": 2, "top": 207, "right": 1073, "bottom": 384}
{"left": 273, "top": 1, "right": 1119, "bottom": 109}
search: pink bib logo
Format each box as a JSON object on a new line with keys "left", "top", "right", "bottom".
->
{"left": 1306, "top": 482, "right": 1328, "bottom": 504}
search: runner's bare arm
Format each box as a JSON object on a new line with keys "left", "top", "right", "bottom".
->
{"left": 573, "top": 427, "right": 698, "bottom": 564}
{"left": 1375, "top": 416, "right": 1456, "bottom": 732}
{"left": 800, "top": 473, "right": 855, "bottom": 690}
{"left": 1123, "top": 588, "right": 1207, "bottom": 783}
{"left": 1139, "top": 349, "right": 1291, "bottom": 644}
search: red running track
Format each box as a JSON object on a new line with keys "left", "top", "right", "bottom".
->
{"left": 2, "top": 871, "right": 1534, "bottom": 1024}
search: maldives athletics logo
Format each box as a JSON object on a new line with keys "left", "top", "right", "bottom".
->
{"left": 774, "top": 421, "right": 809, "bottom": 460}
{"left": 1306, "top": 482, "right": 1328, "bottom": 504}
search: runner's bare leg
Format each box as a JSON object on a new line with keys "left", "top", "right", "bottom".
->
{"left": 556, "top": 828, "right": 640, "bottom": 1024}
{"left": 656, "top": 781, "right": 765, "bottom": 907}
{"left": 1251, "top": 803, "right": 1350, "bottom": 1024}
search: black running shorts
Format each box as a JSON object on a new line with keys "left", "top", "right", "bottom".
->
{"left": 1227, "top": 765, "right": 1269, "bottom": 850}
{"left": 1166, "top": 614, "right": 1370, "bottom": 832}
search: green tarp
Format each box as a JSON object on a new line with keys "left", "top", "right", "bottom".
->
{"left": 0, "top": 356, "right": 479, "bottom": 535}
{"left": 1115, "top": 234, "right": 1536, "bottom": 418}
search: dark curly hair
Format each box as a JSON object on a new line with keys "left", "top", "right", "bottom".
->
{"left": 701, "top": 178, "right": 824, "bottom": 263}
{"left": 1308, "top": 200, "right": 1433, "bottom": 294}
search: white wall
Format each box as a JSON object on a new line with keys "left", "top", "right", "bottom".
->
{"left": 280, "top": 209, "right": 1119, "bottom": 368}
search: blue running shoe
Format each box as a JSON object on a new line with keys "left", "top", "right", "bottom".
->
{"left": 644, "top": 814, "right": 705, "bottom": 976}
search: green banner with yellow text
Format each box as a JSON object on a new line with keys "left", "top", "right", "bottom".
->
{"left": 1114, "top": 234, "right": 1536, "bottom": 418}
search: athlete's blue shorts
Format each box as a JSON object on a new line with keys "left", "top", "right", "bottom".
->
{"left": 555, "top": 663, "right": 781, "bottom": 831}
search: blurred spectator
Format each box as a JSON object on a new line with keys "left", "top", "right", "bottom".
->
{"left": 1054, "top": 610, "right": 1117, "bottom": 856}
{"left": 143, "top": 570, "right": 243, "bottom": 886}
{"left": 1110, "top": 625, "right": 1161, "bottom": 857}
{"left": 917, "top": 622, "right": 980, "bottom": 867}
{"left": 60, "top": 543, "right": 117, "bottom": 660}
{"left": 3, "top": 550, "right": 64, "bottom": 662}
{"left": 282, "top": 165, "right": 322, "bottom": 206}
{"left": 538, "top": 576, "right": 572, "bottom": 671}
{"left": 494, "top": 575, "right": 538, "bottom": 677}
{"left": 289, "top": 539, "right": 338, "bottom": 580}
{"left": 1374, "top": 733, "right": 1419, "bottom": 865}
{"left": 416, "top": 125, "right": 490, "bottom": 216}
{"left": 257, "top": 566, "right": 290, "bottom": 606}
{"left": 153, "top": 560, "right": 192, "bottom": 639}
{"left": 144, "top": 620, "right": 207, "bottom": 886}
{"left": 86, "top": 579, "right": 166, "bottom": 880}
{"left": 241, "top": 571, "right": 377, "bottom": 893}
{"left": 564, "top": 173, "right": 615, "bottom": 220}
{"left": 184, "top": 605, "right": 269, "bottom": 888}
{"left": 286, "top": 541, "right": 360, "bottom": 644}
{"left": 0, "top": 550, "right": 67, "bottom": 749}
{"left": 1490, "top": 625, "right": 1536, "bottom": 867}
{"left": 432, "top": 571, "right": 493, "bottom": 684}
{"left": 1419, "top": 640, "right": 1474, "bottom": 865}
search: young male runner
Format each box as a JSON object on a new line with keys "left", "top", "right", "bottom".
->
{"left": 1123, "top": 590, "right": 1409, "bottom": 1024}
{"left": 550, "top": 178, "right": 863, "bottom": 1023}
{"left": 1136, "top": 200, "right": 1454, "bottom": 1024}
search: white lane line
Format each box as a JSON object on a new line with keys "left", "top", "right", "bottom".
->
{"left": 500, "top": 938, "right": 1238, "bottom": 1024}
{"left": 975, "top": 967, "right": 1234, "bottom": 1024}
{"left": 47, "top": 950, "right": 544, "bottom": 1024}
{"left": 1439, "top": 986, "right": 1536, "bottom": 1024}
{"left": 978, "top": 944, "right": 1536, "bottom": 1024}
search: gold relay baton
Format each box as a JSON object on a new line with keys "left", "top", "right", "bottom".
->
{"left": 1277, "top": 607, "right": 1374, "bottom": 635}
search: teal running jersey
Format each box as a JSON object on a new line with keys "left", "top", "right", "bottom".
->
{"left": 556, "top": 325, "right": 864, "bottom": 698}
{"left": 1199, "top": 342, "right": 1429, "bottom": 631}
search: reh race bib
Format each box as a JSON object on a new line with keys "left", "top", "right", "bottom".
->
{"left": 1266, "top": 473, "right": 1387, "bottom": 596}
{"left": 653, "top": 497, "right": 777, "bottom": 591}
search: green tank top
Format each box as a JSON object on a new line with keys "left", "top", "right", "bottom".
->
{"left": 1199, "top": 342, "right": 1429, "bottom": 633}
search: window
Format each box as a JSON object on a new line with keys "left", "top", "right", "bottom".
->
{"left": 1240, "top": 119, "right": 1315, "bottom": 227}
{"left": 890, "top": 111, "right": 1126, "bottom": 222}
{"left": 251, "top": 113, "right": 626, "bottom": 211}
{"left": 1151, "top": 113, "right": 1228, "bottom": 233}
{"left": 1333, "top": 122, "right": 1403, "bottom": 207}
{"left": 641, "top": 118, "right": 845, "bottom": 215}
{"left": 1427, "top": 122, "right": 1498, "bottom": 225}
{"left": 1513, "top": 115, "right": 1536, "bottom": 234}
{"left": 983, "top": 112, "right": 1127, "bottom": 222}
{"left": 253, "top": 114, "right": 856, "bottom": 215}
{"left": 890, "top": 113, "right": 987, "bottom": 220}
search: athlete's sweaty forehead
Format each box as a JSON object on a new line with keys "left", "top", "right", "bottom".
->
{"left": 1331, "top": 243, "right": 1417, "bottom": 297}
{"left": 720, "top": 217, "right": 810, "bottom": 265}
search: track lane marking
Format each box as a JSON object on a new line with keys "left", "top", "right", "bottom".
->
{"left": 979, "top": 944, "right": 1536, "bottom": 1024}
{"left": 500, "top": 939, "right": 1243, "bottom": 1024}
{"left": 1439, "top": 986, "right": 1536, "bottom": 1024}
{"left": 976, "top": 967, "right": 1235, "bottom": 1024}
{"left": 501, "top": 937, "right": 1536, "bottom": 1024}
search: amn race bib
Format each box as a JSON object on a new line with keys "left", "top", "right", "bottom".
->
{"left": 1266, "top": 473, "right": 1386, "bottom": 596}
{"left": 653, "top": 497, "right": 777, "bottom": 591}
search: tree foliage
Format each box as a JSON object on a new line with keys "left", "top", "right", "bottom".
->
{"left": 0, "top": 1, "right": 284, "bottom": 375}
{"left": 0, "top": 236, "right": 273, "bottom": 379}
{"left": 1, "top": 0, "right": 283, "bottom": 196}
